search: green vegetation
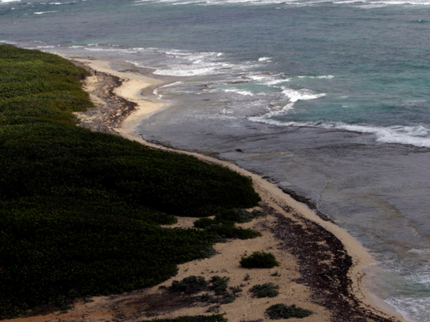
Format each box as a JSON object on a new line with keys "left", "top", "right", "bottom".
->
{"left": 250, "top": 283, "right": 279, "bottom": 298}
{"left": 209, "top": 276, "right": 229, "bottom": 296}
{"left": 193, "top": 209, "right": 263, "bottom": 240}
{"left": 216, "top": 209, "right": 266, "bottom": 223}
{"left": 265, "top": 304, "right": 313, "bottom": 319}
{"left": 150, "top": 315, "right": 227, "bottom": 322}
{"left": 169, "top": 276, "right": 208, "bottom": 294}
{"left": 240, "top": 252, "right": 279, "bottom": 269}
{"left": 0, "top": 45, "right": 260, "bottom": 319}
{"left": 169, "top": 276, "right": 239, "bottom": 304}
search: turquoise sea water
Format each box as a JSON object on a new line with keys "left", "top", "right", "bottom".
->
{"left": 1, "top": 0, "right": 430, "bottom": 320}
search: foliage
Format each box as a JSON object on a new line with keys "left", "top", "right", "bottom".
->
{"left": 216, "top": 209, "right": 266, "bottom": 224}
{"left": 194, "top": 211, "right": 262, "bottom": 241}
{"left": 205, "top": 224, "right": 261, "bottom": 240}
{"left": 265, "top": 304, "right": 313, "bottom": 319}
{"left": 240, "top": 252, "right": 279, "bottom": 269}
{"left": 0, "top": 45, "right": 260, "bottom": 319}
{"left": 194, "top": 217, "right": 216, "bottom": 229}
{"left": 169, "top": 276, "right": 208, "bottom": 294}
{"left": 169, "top": 276, "right": 239, "bottom": 304}
{"left": 150, "top": 315, "right": 227, "bottom": 322}
{"left": 209, "top": 276, "right": 229, "bottom": 296}
{"left": 250, "top": 283, "right": 279, "bottom": 298}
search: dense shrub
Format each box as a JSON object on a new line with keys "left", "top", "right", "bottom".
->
{"left": 216, "top": 209, "right": 266, "bottom": 224}
{"left": 194, "top": 214, "right": 261, "bottom": 241}
{"left": 169, "top": 276, "right": 239, "bottom": 304}
{"left": 206, "top": 224, "right": 261, "bottom": 240}
{"left": 169, "top": 276, "right": 208, "bottom": 294}
{"left": 265, "top": 304, "right": 313, "bottom": 319}
{"left": 240, "top": 252, "right": 279, "bottom": 269}
{"left": 250, "top": 283, "right": 279, "bottom": 298}
{"left": 209, "top": 276, "right": 229, "bottom": 296}
{"left": 0, "top": 45, "right": 260, "bottom": 319}
{"left": 194, "top": 217, "right": 216, "bottom": 229}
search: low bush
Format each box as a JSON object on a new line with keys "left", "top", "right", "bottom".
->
{"left": 194, "top": 217, "right": 216, "bottom": 229}
{"left": 206, "top": 224, "right": 261, "bottom": 240}
{"left": 250, "top": 283, "right": 279, "bottom": 298}
{"left": 169, "top": 276, "right": 240, "bottom": 304}
{"left": 216, "top": 209, "right": 266, "bottom": 224}
{"left": 240, "top": 252, "right": 279, "bottom": 269}
{"left": 209, "top": 276, "right": 229, "bottom": 296}
{"left": 169, "top": 276, "right": 208, "bottom": 294}
{"left": 194, "top": 217, "right": 261, "bottom": 241}
{"left": 265, "top": 304, "right": 313, "bottom": 320}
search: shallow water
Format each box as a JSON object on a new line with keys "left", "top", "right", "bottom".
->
{"left": 1, "top": 0, "right": 430, "bottom": 320}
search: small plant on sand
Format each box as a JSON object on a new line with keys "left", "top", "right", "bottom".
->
{"left": 265, "top": 304, "right": 313, "bottom": 319}
{"left": 169, "top": 275, "right": 240, "bottom": 304}
{"left": 250, "top": 283, "right": 279, "bottom": 298}
{"left": 194, "top": 217, "right": 216, "bottom": 229}
{"left": 169, "top": 276, "right": 208, "bottom": 294}
{"left": 209, "top": 276, "right": 229, "bottom": 295}
{"left": 240, "top": 252, "right": 279, "bottom": 268}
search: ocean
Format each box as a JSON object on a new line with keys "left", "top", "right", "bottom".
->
{"left": 1, "top": 0, "right": 429, "bottom": 320}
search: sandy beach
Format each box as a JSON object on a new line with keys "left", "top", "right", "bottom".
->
{"left": 5, "top": 58, "right": 405, "bottom": 322}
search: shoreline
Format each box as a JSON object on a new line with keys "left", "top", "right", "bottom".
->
{"left": 75, "top": 58, "right": 405, "bottom": 322}
{"left": 6, "top": 56, "right": 404, "bottom": 322}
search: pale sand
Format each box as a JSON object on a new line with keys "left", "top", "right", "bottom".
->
{"left": 5, "top": 59, "right": 404, "bottom": 322}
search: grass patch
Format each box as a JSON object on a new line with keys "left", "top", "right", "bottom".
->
{"left": 240, "top": 252, "right": 279, "bottom": 269}
{"left": 0, "top": 45, "right": 260, "bottom": 319}
{"left": 265, "top": 304, "right": 313, "bottom": 319}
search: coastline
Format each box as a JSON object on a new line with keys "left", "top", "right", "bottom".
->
{"left": 77, "top": 58, "right": 405, "bottom": 321}
{"left": 6, "top": 57, "right": 404, "bottom": 322}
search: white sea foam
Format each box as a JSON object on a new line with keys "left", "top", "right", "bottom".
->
{"left": 408, "top": 248, "right": 430, "bottom": 255}
{"left": 223, "top": 88, "right": 255, "bottom": 96}
{"left": 0, "top": 40, "right": 17, "bottom": 44}
{"left": 34, "top": 10, "right": 57, "bottom": 14}
{"left": 297, "top": 75, "right": 334, "bottom": 79}
{"left": 0, "top": 0, "right": 20, "bottom": 3}
{"left": 249, "top": 116, "right": 430, "bottom": 148}
{"left": 281, "top": 87, "right": 326, "bottom": 102}
{"left": 154, "top": 66, "right": 218, "bottom": 76}
{"left": 151, "top": 50, "right": 238, "bottom": 76}
{"left": 248, "top": 74, "right": 290, "bottom": 86}
{"left": 258, "top": 56, "right": 272, "bottom": 62}
{"left": 84, "top": 47, "right": 140, "bottom": 54}
{"left": 49, "top": 1, "right": 76, "bottom": 4}
{"left": 160, "top": 81, "right": 184, "bottom": 88}
{"left": 385, "top": 296, "right": 430, "bottom": 322}
{"left": 134, "top": 0, "right": 430, "bottom": 7}
{"left": 134, "top": 0, "right": 291, "bottom": 6}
